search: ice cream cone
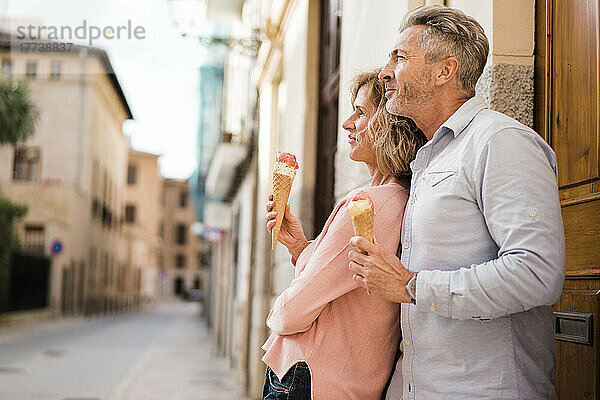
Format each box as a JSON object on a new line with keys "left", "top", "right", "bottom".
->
{"left": 348, "top": 192, "right": 374, "bottom": 243}
{"left": 271, "top": 173, "right": 293, "bottom": 250}
{"left": 350, "top": 208, "right": 375, "bottom": 242}
{"left": 348, "top": 191, "right": 374, "bottom": 295}
{"left": 271, "top": 152, "right": 298, "bottom": 250}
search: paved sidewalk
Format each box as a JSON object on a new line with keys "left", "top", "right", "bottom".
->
{"left": 0, "top": 312, "right": 84, "bottom": 345}
{"left": 106, "top": 302, "right": 250, "bottom": 400}
{"left": 0, "top": 301, "right": 250, "bottom": 400}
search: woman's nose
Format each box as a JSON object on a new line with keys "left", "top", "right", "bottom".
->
{"left": 342, "top": 117, "right": 354, "bottom": 131}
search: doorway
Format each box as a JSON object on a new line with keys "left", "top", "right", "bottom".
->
{"left": 174, "top": 277, "right": 184, "bottom": 297}
{"left": 314, "top": 0, "right": 342, "bottom": 237}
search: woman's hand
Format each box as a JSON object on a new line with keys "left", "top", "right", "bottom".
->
{"left": 266, "top": 193, "right": 309, "bottom": 260}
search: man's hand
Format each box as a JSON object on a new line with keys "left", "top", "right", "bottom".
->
{"left": 348, "top": 236, "right": 415, "bottom": 303}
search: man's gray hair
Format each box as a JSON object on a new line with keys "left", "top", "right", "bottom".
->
{"left": 400, "top": 5, "right": 489, "bottom": 96}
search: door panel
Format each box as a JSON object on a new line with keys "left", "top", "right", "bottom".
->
{"left": 551, "top": 0, "right": 599, "bottom": 189}
{"left": 562, "top": 201, "right": 600, "bottom": 273}
{"left": 537, "top": 0, "right": 600, "bottom": 272}
{"left": 535, "top": 0, "right": 600, "bottom": 398}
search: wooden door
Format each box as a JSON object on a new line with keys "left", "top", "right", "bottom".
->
{"left": 314, "top": 0, "right": 342, "bottom": 238}
{"left": 535, "top": 0, "right": 600, "bottom": 398}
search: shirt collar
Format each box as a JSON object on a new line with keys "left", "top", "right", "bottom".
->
{"left": 439, "top": 96, "right": 487, "bottom": 138}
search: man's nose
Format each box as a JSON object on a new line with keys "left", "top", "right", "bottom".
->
{"left": 379, "top": 63, "right": 394, "bottom": 82}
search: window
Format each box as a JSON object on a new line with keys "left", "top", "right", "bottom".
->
{"left": 1, "top": 58, "right": 12, "bottom": 76}
{"left": 127, "top": 163, "right": 137, "bottom": 185}
{"left": 176, "top": 224, "right": 186, "bottom": 245}
{"left": 92, "top": 197, "right": 101, "bottom": 218}
{"left": 50, "top": 61, "right": 61, "bottom": 80}
{"left": 175, "top": 254, "right": 186, "bottom": 268}
{"left": 26, "top": 61, "right": 37, "bottom": 79}
{"left": 23, "top": 225, "right": 45, "bottom": 253}
{"left": 199, "top": 251, "right": 210, "bottom": 267}
{"left": 125, "top": 205, "right": 136, "bottom": 224}
{"left": 179, "top": 190, "right": 188, "bottom": 208}
{"left": 13, "top": 147, "right": 41, "bottom": 181}
{"left": 197, "top": 252, "right": 205, "bottom": 269}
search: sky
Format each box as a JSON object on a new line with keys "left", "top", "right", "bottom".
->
{"left": 0, "top": 0, "right": 209, "bottom": 179}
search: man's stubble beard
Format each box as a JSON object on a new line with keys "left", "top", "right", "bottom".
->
{"left": 386, "top": 69, "right": 434, "bottom": 118}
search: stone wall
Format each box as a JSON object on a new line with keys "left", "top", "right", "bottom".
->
{"left": 477, "top": 63, "right": 535, "bottom": 129}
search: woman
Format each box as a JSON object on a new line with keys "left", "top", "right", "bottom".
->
{"left": 262, "top": 70, "right": 426, "bottom": 399}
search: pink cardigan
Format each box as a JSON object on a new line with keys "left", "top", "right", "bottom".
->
{"left": 262, "top": 183, "right": 408, "bottom": 399}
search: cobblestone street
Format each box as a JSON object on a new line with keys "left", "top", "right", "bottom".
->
{"left": 0, "top": 301, "right": 249, "bottom": 400}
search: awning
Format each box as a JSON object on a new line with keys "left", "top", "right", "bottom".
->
{"left": 204, "top": 142, "right": 248, "bottom": 201}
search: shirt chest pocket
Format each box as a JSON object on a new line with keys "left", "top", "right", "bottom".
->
{"left": 425, "top": 170, "right": 457, "bottom": 187}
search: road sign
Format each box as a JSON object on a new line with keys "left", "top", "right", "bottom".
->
{"left": 51, "top": 240, "right": 63, "bottom": 256}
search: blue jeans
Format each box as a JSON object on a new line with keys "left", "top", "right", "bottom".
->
{"left": 263, "top": 362, "right": 311, "bottom": 400}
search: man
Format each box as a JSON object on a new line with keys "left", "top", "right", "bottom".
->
{"left": 348, "top": 5, "right": 565, "bottom": 399}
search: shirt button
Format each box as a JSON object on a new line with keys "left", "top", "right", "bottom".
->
{"left": 529, "top": 210, "right": 536, "bottom": 217}
{"left": 409, "top": 197, "right": 415, "bottom": 205}
{"left": 429, "top": 304, "right": 436, "bottom": 312}
{"left": 403, "top": 242, "right": 409, "bottom": 249}
{"left": 405, "top": 339, "right": 411, "bottom": 345}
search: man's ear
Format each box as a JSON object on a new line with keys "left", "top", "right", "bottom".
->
{"left": 433, "top": 57, "right": 459, "bottom": 87}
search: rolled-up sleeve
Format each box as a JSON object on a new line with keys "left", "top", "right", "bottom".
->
{"left": 266, "top": 201, "right": 359, "bottom": 335}
{"left": 416, "top": 128, "right": 566, "bottom": 320}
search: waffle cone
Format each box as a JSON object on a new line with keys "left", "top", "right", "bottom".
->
{"left": 350, "top": 209, "right": 374, "bottom": 243}
{"left": 271, "top": 173, "right": 293, "bottom": 250}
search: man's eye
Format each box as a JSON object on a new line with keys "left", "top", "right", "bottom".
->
{"left": 357, "top": 109, "right": 364, "bottom": 116}
{"left": 390, "top": 50, "right": 407, "bottom": 61}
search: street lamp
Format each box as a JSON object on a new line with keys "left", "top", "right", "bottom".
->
{"left": 166, "top": 0, "right": 261, "bottom": 57}
{"left": 166, "top": 0, "right": 208, "bottom": 38}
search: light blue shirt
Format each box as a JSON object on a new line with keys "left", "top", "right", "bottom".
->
{"left": 392, "top": 96, "right": 566, "bottom": 399}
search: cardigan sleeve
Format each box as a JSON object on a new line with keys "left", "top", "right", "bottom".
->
{"left": 266, "top": 198, "right": 359, "bottom": 335}
{"left": 293, "top": 240, "right": 316, "bottom": 278}
{"left": 266, "top": 186, "right": 407, "bottom": 335}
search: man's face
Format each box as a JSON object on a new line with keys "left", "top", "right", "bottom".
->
{"left": 378, "top": 26, "right": 434, "bottom": 118}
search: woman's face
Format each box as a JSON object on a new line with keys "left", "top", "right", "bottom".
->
{"left": 342, "top": 85, "right": 378, "bottom": 165}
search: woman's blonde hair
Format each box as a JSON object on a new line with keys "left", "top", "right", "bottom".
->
{"left": 350, "top": 69, "right": 427, "bottom": 187}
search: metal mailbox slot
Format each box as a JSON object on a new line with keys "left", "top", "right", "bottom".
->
{"left": 553, "top": 311, "right": 593, "bottom": 346}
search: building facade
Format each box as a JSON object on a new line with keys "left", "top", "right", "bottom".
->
{"left": 123, "top": 150, "right": 162, "bottom": 302}
{"left": 159, "top": 178, "right": 205, "bottom": 298}
{"left": 0, "top": 32, "right": 135, "bottom": 316}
